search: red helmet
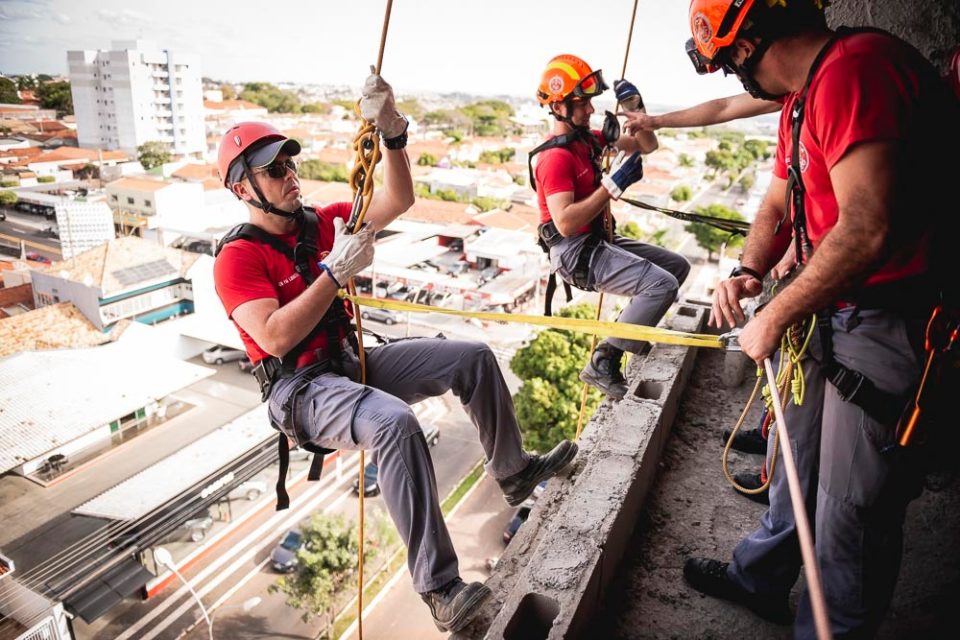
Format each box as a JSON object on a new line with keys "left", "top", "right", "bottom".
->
{"left": 217, "top": 121, "right": 299, "bottom": 188}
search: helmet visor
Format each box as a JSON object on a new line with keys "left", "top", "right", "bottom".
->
{"left": 572, "top": 69, "right": 609, "bottom": 100}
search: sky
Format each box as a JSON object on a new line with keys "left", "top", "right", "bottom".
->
{"left": 0, "top": 0, "right": 746, "bottom": 107}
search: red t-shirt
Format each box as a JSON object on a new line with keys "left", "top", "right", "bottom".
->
{"left": 773, "top": 31, "right": 958, "bottom": 287}
{"left": 534, "top": 130, "right": 606, "bottom": 235}
{"left": 214, "top": 203, "right": 352, "bottom": 367}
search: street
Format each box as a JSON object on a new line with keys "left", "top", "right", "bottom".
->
{"left": 0, "top": 207, "right": 61, "bottom": 261}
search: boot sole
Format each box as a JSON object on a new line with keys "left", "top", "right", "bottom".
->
{"left": 503, "top": 442, "right": 579, "bottom": 507}
{"left": 578, "top": 371, "right": 627, "bottom": 400}
{"left": 432, "top": 584, "right": 492, "bottom": 633}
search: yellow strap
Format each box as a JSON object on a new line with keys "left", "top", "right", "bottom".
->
{"left": 339, "top": 292, "right": 723, "bottom": 349}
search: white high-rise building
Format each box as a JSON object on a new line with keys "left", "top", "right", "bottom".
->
{"left": 68, "top": 40, "right": 205, "bottom": 157}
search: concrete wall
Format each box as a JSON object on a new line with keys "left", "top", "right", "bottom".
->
{"left": 826, "top": 0, "right": 960, "bottom": 71}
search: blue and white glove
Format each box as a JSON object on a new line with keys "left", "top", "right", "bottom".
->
{"left": 601, "top": 151, "right": 644, "bottom": 200}
{"left": 613, "top": 79, "right": 645, "bottom": 112}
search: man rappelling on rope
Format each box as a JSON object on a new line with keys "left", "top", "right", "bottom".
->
{"left": 532, "top": 54, "right": 690, "bottom": 400}
{"left": 211, "top": 73, "right": 578, "bottom": 634}
{"left": 680, "top": 0, "right": 959, "bottom": 637}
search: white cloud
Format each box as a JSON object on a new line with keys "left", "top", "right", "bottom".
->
{"left": 55, "top": 13, "right": 71, "bottom": 25}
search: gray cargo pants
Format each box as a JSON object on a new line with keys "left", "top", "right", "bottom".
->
{"left": 727, "top": 307, "right": 925, "bottom": 638}
{"left": 550, "top": 233, "right": 690, "bottom": 354}
{"left": 268, "top": 338, "right": 530, "bottom": 593}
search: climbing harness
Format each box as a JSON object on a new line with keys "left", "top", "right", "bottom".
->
{"left": 620, "top": 196, "right": 751, "bottom": 236}
{"left": 215, "top": 210, "right": 352, "bottom": 511}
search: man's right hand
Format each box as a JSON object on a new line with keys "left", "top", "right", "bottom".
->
{"left": 710, "top": 275, "right": 763, "bottom": 329}
{"left": 321, "top": 218, "right": 376, "bottom": 285}
{"left": 622, "top": 111, "right": 661, "bottom": 133}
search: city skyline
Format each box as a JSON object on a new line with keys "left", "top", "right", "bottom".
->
{"left": 1, "top": 0, "right": 747, "bottom": 107}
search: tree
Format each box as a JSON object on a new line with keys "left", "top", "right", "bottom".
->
{"left": 0, "top": 191, "right": 18, "bottom": 206}
{"left": 511, "top": 304, "right": 602, "bottom": 452}
{"left": 301, "top": 102, "right": 332, "bottom": 114}
{"left": 470, "top": 196, "right": 505, "bottom": 212}
{"left": 77, "top": 164, "right": 99, "bottom": 180}
{"left": 16, "top": 75, "right": 36, "bottom": 91}
{"left": 270, "top": 512, "right": 392, "bottom": 625}
{"left": 458, "top": 100, "right": 517, "bottom": 137}
{"left": 416, "top": 153, "right": 437, "bottom": 167}
{"left": 239, "top": 82, "right": 301, "bottom": 113}
{"left": 0, "top": 78, "right": 21, "bottom": 104}
{"left": 742, "top": 138, "right": 770, "bottom": 160}
{"left": 37, "top": 81, "right": 73, "bottom": 116}
{"left": 670, "top": 185, "right": 692, "bottom": 202}
{"left": 137, "top": 141, "right": 171, "bottom": 170}
{"left": 396, "top": 98, "right": 424, "bottom": 120}
{"left": 220, "top": 83, "right": 236, "bottom": 100}
{"left": 738, "top": 172, "right": 755, "bottom": 193}
{"left": 684, "top": 203, "right": 746, "bottom": 261}
{"left": 298, "top": 159, "right": 349, "bottom": 182}
{"left": 678, "top": 153, "right": 694, "bottom": 168}
{"left": 479, "top": 147, "right": 516, "bottom": 164}
{"left": 619, "top": 221, "right": 643, "bottom": 240}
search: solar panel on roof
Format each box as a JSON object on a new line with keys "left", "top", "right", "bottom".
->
{"left": 111, "top": 259, "right": 177, "bottom": 286}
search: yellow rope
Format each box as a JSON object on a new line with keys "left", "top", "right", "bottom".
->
{"left": 348, "top": 3, "right": 394, "bottom": 637}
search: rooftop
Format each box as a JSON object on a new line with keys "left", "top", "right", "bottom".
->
{"left": 105, "top": 176, "right": 172, "bottom": 192}
{"left": 0, "top": 303, "right": 111, "bottom": 359}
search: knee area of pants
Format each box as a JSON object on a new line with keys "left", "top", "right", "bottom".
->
{"left": 375, "top": 405, "right": 422, "bottom": 444}
{"left": 461, "top": 341, "right": 496, "bottom": 366}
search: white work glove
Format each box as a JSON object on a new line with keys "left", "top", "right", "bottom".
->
{"left": 601, "top": 150, "right": 644, "bottom": 200}
{"left": 360, "top": 70, "right": 408, "bottom": 139}
{"left": 320, "top": 218, "right": 376, "bottom": 286}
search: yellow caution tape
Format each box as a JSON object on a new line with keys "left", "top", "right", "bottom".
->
{"left": 339, "top": 292, "right": 723, "bottom": 349}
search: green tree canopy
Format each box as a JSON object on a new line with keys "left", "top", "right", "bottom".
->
{"left": 137, "top": 141, "right": 171, "bottom": 170}
{"left": 678, "top": 153, "right": 694, "bottom": 168}
{"left": 220, "top": 83, "right": 236, "bottom": 100}
{"left": 396, "top": 98, "right": 424, "bottom": 120}
{"left": 15, "top": 76, "right": 36, "bottom": 91}
{"left": 301, "top": 102, "right": 332, "bottom": 114}
{"left": 269, "top": 512, "right": 392, "bottom": 625}
{"left": 0, "top": 78, "right": 21, "bottom": 104}
{"left": 470, "top": 196, "right": 506, "bottom": 212}
{"left": 742, "top": 138, "right": 771, "bottom": 161}
{"left": 0, "top": 191, "right": 18, "bottom": 206}
{"left": 37, "top": 81, "right": 73, "bottom": 116}
{"left": 479, "top": 147, "right": 516, "bottom": 164}
{"left": 458, "top": 100, "right": 517, "bottom": 137}
{"left": 738, "top": 172, "right": 755, "bottom": 193}
{"left": 684, "top": 203, "right": 746, "bottom": 261}
{"left": 416, "top": 153, "right": 438, "bottom": 167}
{"left": 511, "top": 303, "right": 602, "bottom": 452}
{"left": 298, "top": 159, "right": 349, "bottom": 183}
{"left": 670, "top": 185, "right": 692, "bottom": 202}
{"left": 239, "top": 82, "right": 301, "bottom": 113}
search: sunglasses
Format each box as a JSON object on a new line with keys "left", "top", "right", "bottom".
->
{"left": 253, "top": 158, "right": 298, "bottom": 179}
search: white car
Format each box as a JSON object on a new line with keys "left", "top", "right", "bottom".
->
{"left": 202, "top": 345, "right": 246, "bottom": 365}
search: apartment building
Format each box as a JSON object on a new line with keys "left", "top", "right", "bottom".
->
{"left": 67, "top": 40, "right": 205, "bottom": 157}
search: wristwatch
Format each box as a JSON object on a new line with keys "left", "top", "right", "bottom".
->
{"left": 729, "top": 265, "right": 763, "bottom": 281}
{"left": 382, "top": 117, "right": 409, "bottom": 150}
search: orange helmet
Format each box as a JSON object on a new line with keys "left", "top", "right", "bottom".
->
{"left": 688, "top": 0, "right": 757, "bottom": 62}
{"left": 536, "top": 54, "right": 609, "bottom": 106}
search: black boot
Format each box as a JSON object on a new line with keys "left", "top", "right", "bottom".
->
{"left": 721, "top": 427, "right": 768, "bottom": 455}
{"left": 498, "top": 440, "right": 578, "bottom": 506}
{"left": 579, "top": 344, "right": 628, "bottom": 400}
{"left": 421, "top": 577, "right": 491, "bottom": 632}
{"left": 683, "top": 557, "right": 791, "bottom": 624}
{"left": 732, "top": 472, "right": 769, "bottom": 505}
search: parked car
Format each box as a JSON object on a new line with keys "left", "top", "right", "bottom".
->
{"left": 270, "top": 528, "right": 303, "bottom": 573}
{"left": 39, "top": 226, "right": 59, "bottom": 239}
{"left": 183, "top": 240, "right": 214, "bottom": 255}
{"left": 360, "top": 307, "right": 402, "bottom": 325}
{"left": 0, "top": 211, "right": 7, "bottom": 222}
{"left": 238, "top": 357, "right": 255, "bottom": 373}
{"left": 353, "top": 461, "right": 381, "bottom": 497}
{"left": 352, "top": 424, "right": 440, "bottom": 496}
{"left": 446, "top": 261, "right": 470, "bottom": 276}
{"left": 502, "top": 498, "right": 534, "bottom": 545}
{"left": 25, "top": 251, "right": 52, "bottom": 264}
{"left": 202, "top": 345, "right": 246, "bottom": 365}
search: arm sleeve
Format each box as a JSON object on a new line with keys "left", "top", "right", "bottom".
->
{"left": 773, "top": 101, "right": 791, "bottom": 180}
{"left": 811, "top": 52, "right": 915, "bottom": 170}
{"left": 535, "top": 150, "right": 577, "bottom": 197}
{"left": 213, "top": 244, "right": 277, "bottom": 318}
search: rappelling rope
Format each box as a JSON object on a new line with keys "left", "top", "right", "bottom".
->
{"left": 347, "top": 2, "right": 394, "bottom": 637}
{"left": 721, "top": 315, "right": 816, "bottom": 496}
{"left": 575, "top": 0, "right": 640, "bottom": 442}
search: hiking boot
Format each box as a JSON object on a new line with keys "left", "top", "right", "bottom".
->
{"left": 683, "top": 558, "right": 791, "bottom": 624}
{"left": 579, "top": 344, "right": 628, "bottom": 400}
{"left": 498, "top": 440, "right": 578, "bottom": 507}
{"left": 421, "top": 577, "right": 491, "bottom": 632}
{"left": 733, "top": 472, "right": 770, "bottom": 506}
{"left": 721, "top": 427, "right": 767, "bottom": 455}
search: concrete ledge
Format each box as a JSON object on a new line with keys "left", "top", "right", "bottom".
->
{"left": 459, "top": 305, "right": 707, "bottom": 640}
